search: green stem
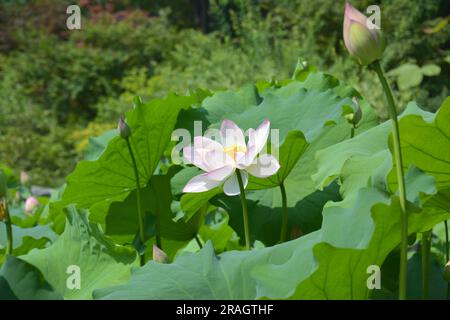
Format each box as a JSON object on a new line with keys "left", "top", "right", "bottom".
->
{"left": 195, "top": 235, "right": 203, "bottom": 249}
{"left": 445, "top": 220, "right": 449, "bottom": 263}
{"left": 155, "top": 219, "right": 162, "bottom": 250}
{"left": 372, "top": 60, "right": 408, "bottom": 300}
{"left": 279, "top": 182, "right": 289, "bottom": 243}
{"left": 350, "top": 125, "right": 355, "bottom": 139}
{"left": 125, "top": 138, "right": 146, "bottom": 261}
{"left": 2, "top": 200, "right": 13, "bottom": 255}
{"left": 236, "top": 170, "right": 251, "bottom": 250}
{"left": 154, "top": 202, "right": 162, "bottom": 250}
{"left": 445, "top": 220, "right": 449, "bottom": 300}
{"left": 421, "top": 230, "right": 431, "bottom": 300}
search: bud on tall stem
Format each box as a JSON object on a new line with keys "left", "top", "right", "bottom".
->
{"left": 118, "top": 116, "right": 131, "bottom": 139}
{"left": 343, "top": 2, "right": 408, "bottom": 300}
{"left": 343, "top": 2, "right": 385, "bottom": 66}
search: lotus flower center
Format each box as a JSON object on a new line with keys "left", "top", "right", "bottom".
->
{"left": 223, "top": 144, "right": 246, "bottom": 160}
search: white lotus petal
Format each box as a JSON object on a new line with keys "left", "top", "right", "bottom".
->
{"left": 206, "top": 165, "right": 235, "bottom": 181}
{"left": 246, "top": 154, "right": 280, "bottom": 178}
{"left": 193, "top": 136, "right": 224, "bottom": 151}
{"left": 220, "top": 119, "right": 246, "bottom": 149}
{"left": 223, "top": 171, "right": 248, "bottom": 196}
{"left": 248, "top": 119, "right": 270, "bottom": 155}
{"left": 183, "top": 146, "right": 210, "bottom": 172}
{"left": 183, "top": 173, "right": 222, "bottom": 193}
{"left": 184, "top": 136, "right": 233, "bottom": 172}
{"left": 236, "top": 145, "right": 256, "bottom": 168}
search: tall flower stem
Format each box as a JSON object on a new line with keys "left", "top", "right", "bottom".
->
{"left": 236, "top": 170, "right": 251, "bottom": 250}
{"left": 2, "top": 199, "right": 13, "bottom": 255}
{"left": 445, "top": 220, "right": 449, "bottom": 299}
{"left": 279, "top": 182, "right": 289, "bottom": 243}
{"left": 195, "top": 235, "right": 203, "bottom": 249}
{"left": 125, "top": 138, "right": 146, "bottom": 262}
{"left": 445, "top": 220, "right": 449, "bottom": 262}
{"left": 372, "top": 60, "right": 408, "bottom": 300}
{"left": 154, "top": 205, "right": 162, "bottom": 250}
{"left": 350, "top": 124, "right": 356, "bottom": 139}
{"left": 421, "top": 230, "right": 432, "bottom": 300}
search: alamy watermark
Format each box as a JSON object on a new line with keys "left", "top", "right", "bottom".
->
{"left": 66, "top": 265, "right": 81, "bottom": 290}
{"left": 66, "top": 5, "right": 81, "bottom": 30}
{"left": 367, "top": 265, "right": 381, "bottom": 290}
{"left": 366, "top": 5, "right": 381, "bottom": 30}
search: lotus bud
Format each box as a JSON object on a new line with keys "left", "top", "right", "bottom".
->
{"left": 24, "top": 196, "right": 39, "bottom": 214}
{"left": 444, "top": 261, "right": 450, "bottom": 283}
{"left": 152, "top": 245, "right": 169, "bottom": 263}
{"left": 343, "top": 2, "right": 385, "bottom": 66}
{"left": 0, "top": 170, "right": 7, "bottom": 198}
{"left": 118, "top": 117, "right": 131, "bottom": 139}
{"left": 345, "top": 97, "right": 363, "bottom": 125}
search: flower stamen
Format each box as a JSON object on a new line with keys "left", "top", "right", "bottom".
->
{"left": 223, "top": 144, "right": 246, "bottom": 160}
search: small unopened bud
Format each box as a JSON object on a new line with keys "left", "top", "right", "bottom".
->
{"left": 118, "top": 117, "right": 131, "bottom": 139}
{"left": 444, "top": 261, "right": 450, "bottom": 283}
{"left": 344, "top": 97, "right": 363, "bottom": 126}
{"left": 0, "top": 170, "right": 7, "bottom": 198}
{"left": 152, "top": 245, "right": 168, "bottom": 263}
{"left": 24, "top": 196, "right": 39, "bottom": 215}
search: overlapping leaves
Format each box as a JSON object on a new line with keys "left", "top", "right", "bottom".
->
{"left": 20, "top": 206, "right": 139, "bottom": 299}
{"left": 95, "top": 95, "right": 450, "bottom": 300}
{"left": 5, "top": 66, "right": 449, "bottom": 300}
{"left": 59, "top": 94, "right": 202, "bottom": 227}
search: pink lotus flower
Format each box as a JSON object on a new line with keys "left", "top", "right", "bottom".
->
{"left": 343, "top": 2, "right": 385, "bottom": 65}
{"left": 24, "top": 196, "right": 39, "bottom": 214}
{"left": 183, "top": 119, "right": 280, "bottom": 196}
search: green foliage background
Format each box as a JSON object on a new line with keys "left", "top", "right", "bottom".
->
{"left": 0, "top": 0, "right": 449, "bottom": 187}
{"left": 0, "top": 1, "right": 450, "bottom": 300}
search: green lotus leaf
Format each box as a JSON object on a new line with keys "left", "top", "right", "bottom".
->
{"left": 388, "top": 97, "right": 450, "bottom": 212}
{"left": 60, "top": 93, "right": 202, "bottom": 227}
{"left": 20, "top": 206, "right": 139, "bottom": 299}
{"left": 0, "top": 255, "right": 62, "bottom": 300}
{"left": 105, "top": 173, "right": 202, "bottom": 244}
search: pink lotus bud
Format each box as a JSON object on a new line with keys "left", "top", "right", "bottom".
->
{"left": 24, "top": 196, "right": 39, "bottom": 214}
{"left": 117, "top": 117, "right": 131, "bottom": 139}
{"left": 152, "top": 245, "right": 168, "bottom": 263}
{"left": 343, "top": 2, "right": 385, "bottom": 65}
